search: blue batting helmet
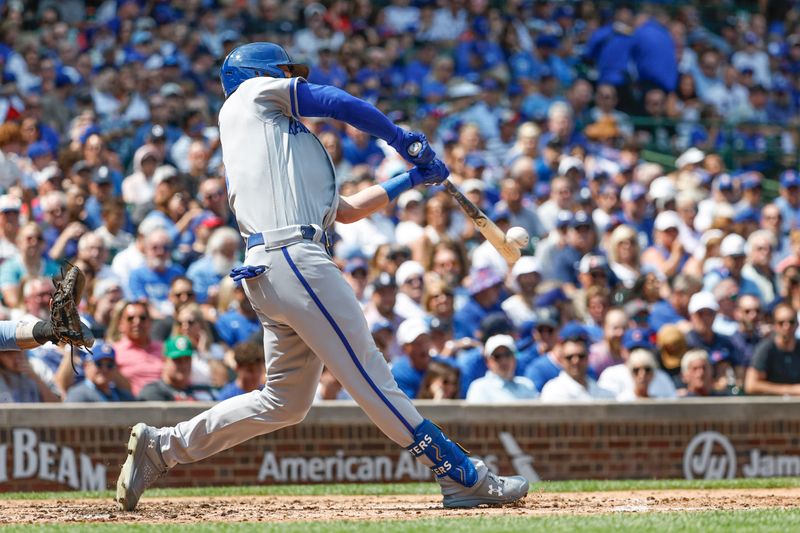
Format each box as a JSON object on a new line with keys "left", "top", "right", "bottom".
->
{"left": 220, "top": 42, "right": 309, "bottom": 98}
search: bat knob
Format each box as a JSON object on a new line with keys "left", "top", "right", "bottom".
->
{"left": 408, "top": 142, "right": 422, "bottom": 157}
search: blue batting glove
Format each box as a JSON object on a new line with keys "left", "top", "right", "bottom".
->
{"left": 409, "top": 159, "right": 450, "bottom": 187}
{"left": 230, "top": 265, "right": 266, "bottom": 282}
{"left": 390, "top": 130, "right": 435, "bottom": 166}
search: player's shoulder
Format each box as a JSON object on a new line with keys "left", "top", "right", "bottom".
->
{"left": 237, "top": 75, "right": 297, "bottom": 96}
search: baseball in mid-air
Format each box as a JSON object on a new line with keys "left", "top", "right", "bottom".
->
{"left": 506, "top": 226, "right": 529, "bottom": 248}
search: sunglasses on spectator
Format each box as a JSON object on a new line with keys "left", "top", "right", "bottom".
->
{"left": 180, "top": 318, "right": 198, "bottom": 326}
{"left": 777, "top": 319, "right": 798, "bottom": 327}
{"left": 125, "top": 314, "right": 149, "bottom": 322}
{"left": 389, "top": 252, "right": 410, "bottom": 261}
{"left": 174, "top": 290, "right": 195, "bottom": 298}
{"left": 564, "top": 351, "right": 588, "bottom": 362}
{"left": 94, "top": 360, "right": 116, "bottom": 370}
{"left": 350, "top": 269, "right": 367, "bottom": 279}
{"left": 536, "top": 326, "right": 555, "bottom": 334}
{"left": 632, "top": 366, "right": 653, "bottom": 375}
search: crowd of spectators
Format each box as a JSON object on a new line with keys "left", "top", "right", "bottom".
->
{"left": 1, "top": 0, "right": 800, "bottom": 405}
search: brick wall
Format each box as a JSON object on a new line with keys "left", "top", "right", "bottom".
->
{"left": 2, "top": 399, "right": 800, "bottom": 492}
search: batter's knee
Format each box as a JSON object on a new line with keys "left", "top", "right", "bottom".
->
{"left": 256, "top": 388, "right": 314, "bottom": 426}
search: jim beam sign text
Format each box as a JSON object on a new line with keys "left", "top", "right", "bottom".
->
{"left": 0, "top": 429, "right": 106, "bottom": 490}
{"left": 684, "top": 431, "right": 800, "bottom": 480}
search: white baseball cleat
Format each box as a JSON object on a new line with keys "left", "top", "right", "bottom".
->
{"left": 115, "top": 423, "right": 168, "bottom": 511}
{"left": 438, "top": 459, "right": 529, "bottom": 508}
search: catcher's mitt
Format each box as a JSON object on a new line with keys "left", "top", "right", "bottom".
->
{"left": 50, "top": 263, "right": 94, "bottom": 351}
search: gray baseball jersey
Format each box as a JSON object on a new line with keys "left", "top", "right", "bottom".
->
{"left": 157, "top": 77, "right": 425, "bottom": 467}
{"left": 220, "top": 77, "right": 340, "bottom": 236}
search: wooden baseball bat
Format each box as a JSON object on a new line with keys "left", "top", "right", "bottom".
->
{"left": 408, "top": 142, "right": 521, "bottom": 266}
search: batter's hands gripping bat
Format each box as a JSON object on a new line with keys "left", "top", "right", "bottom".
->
{"left": 408, "top": 142, "right": 522, "bottom": 266}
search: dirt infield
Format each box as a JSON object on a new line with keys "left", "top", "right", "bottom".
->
{"left": 0, "top": 488, "right": 798, "bottom": 524}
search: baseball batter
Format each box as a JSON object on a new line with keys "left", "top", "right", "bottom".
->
{"left": 116, "top": 42, "right": 528, "bottom": 510}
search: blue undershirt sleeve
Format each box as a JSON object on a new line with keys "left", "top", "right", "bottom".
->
{"left": 295, "top": 81, "right": 402, "bottom": 145}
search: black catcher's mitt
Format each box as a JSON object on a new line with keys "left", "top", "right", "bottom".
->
{"left": 50, "top": 263, "right": 94, "bottom": 351}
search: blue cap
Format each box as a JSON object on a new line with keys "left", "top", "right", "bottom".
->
{"left": 538, "top": 64, "right": 555, "bottom": 79}
{"left": 570, "top": 210, "right": 593, "bottom": 228}
{"left": 370, "top": 319, "right": 393, "bottom": 335}
{"left": 85, "top": 342, "right": 116, "bottom": 363}
{"left": 734, "top": 207, "right": 759, "bottom": 224}
{"left": 490, "top": 208, "right": 511, "bottom": 223}
{"left": 621, "top": 182, "right": 646, "bottom": 202}
{"left": 558, "top": 321, "right": 589, "bottom": 343}
{"left": 93, "top": 165, "right": 112, "bottom": 184}
{"left": 465, "top": 153, "right": 487, "bottom": 169}
{"left": 371, "top": 272, "right": 396, "bottom": 290}
{"left": 715, "top": 173, "right": 735, "bottom": 191}
{"left": 696, "top": 169, "right": 713, "bottom": 186}
{"left": 344, "top": 257, "right": 368, "bottom": 274}
{"left": 533, "top": 306, "right": 559, "bottom": 328}
{"left": 535, "top": 182, "right": 551, "bottom": 199}
{"left": 26, "top": 141, "right": 51, "bottom": 159}
{"left": 55, "top": 72, "right": 73, "bottom": 88}
{"left": 781, "top": 170, "right": 800, "bottom": 188}
{"left": 622, "top": 328, "right": 655, "bottom": 351}
{"left": 131, "top": 30, "right": 152, "bottom": 45}
{"left": 536, "top": 35, "right": 559, "bottom": 50}
{"left": 773, "top": 78, "right": 791, "bottom": 92}
{"left": 535, "top": 287, "right": 569, "bottom": 307}
{"left": 599, "top": 183, "right": 619, "bottom": 195}
{"left": 468, "top": 267, "right": 504, "bottom": 295}
{"left": 741, "top": 173, "right": 762, "bottom": 190}
{"left": 80, "top": 126, "right": 102, "bottom": 145}
{"left": 708, "top": 348, "right": 731, "bottom": 364}
{"left": 555, "top": 210, "right": 573, "bottom": 229}
{"left": 481, "top": 78, "right": 501, "bottom": 91}
{"left": 553, "top": 5, "right": 575, "bottom": 19}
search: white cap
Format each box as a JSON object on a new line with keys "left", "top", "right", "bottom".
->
{"left": 720, "top": 234, "right": 746, "bottom": 257}
{"left": 138, "top": 215, "right": 170, "bottom": 236}
{"left": 462, "top": 179, "right": 486, "bottom": 193}
{"left": 558, "top": 156, "right": 584, "bottom": 176}
{"left": 675, "top": 147, "right": 705, "bottom": 168}
{"left": 93, "top": 277, "right": 122, "bottom": 299}
{"left": 510, "top": 256, "right": 540, "bottom": 292}
{"left": 654, "top": 210, "right": 682, "bottom": 231}
{"left": 649, "top": 176, "right": 677, "bottom": 201}
{"left": 688, "top": 291, "right": 719, "bottom": 314}
{"left": 0, "top": 194, "right": 22, "bottom": 212}
{"left": 36, "top": 165, "right": 60, "bottom": 184}
{"left": 396, "top": 317, "right": 431, "bottom": 345}
{"left": 153, "top": 164, "right": 178, "bottom": 185}
{"left": 395, "top": 260, "right": 425, "bottom": 286}
{"left": 484, "top": 334, "right": 516, "bottom": 358}
{"left": 448, "top": 82, "right": 481, "bottom": 99}
{"left": 511, "top": 256, "right": 540, "bottom": 279}
{"left": 626, "top": 349, "right": 658, "bottom": 370}
{"left": 397, "top": 189, "right": 423, "bottom": 210}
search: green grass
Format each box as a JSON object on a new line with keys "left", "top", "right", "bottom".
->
{"left": 2, "top": 509, "right": 800, "bottom": 533}
{"left": 4, "top": 476, "right": 800, "bottom": 501}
